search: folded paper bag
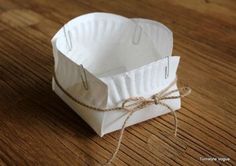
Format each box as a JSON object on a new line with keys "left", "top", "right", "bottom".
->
{"left": 51, "top": 12, "right": 182, "bottom": 137}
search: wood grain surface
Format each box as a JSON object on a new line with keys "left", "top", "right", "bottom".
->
{"left": 0, "top": 0, "right": 235, "bottom": 165}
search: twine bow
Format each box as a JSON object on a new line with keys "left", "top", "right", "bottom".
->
{"left": 52, "top": 72, "right": 191, "bottom": 165}
{"left": 104, "top": 79, "right": 191, "bottom": 165}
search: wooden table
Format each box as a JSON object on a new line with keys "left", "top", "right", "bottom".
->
{"left": 0, "top": 0, "right": 235, "bottom": 165}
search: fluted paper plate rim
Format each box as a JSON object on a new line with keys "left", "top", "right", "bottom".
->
{"left": 52, "top": 12, "right": 176, "bottom": 107}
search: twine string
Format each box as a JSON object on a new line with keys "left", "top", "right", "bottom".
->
{"left": 52, "top": 72, "right": 191, "bottom": 165}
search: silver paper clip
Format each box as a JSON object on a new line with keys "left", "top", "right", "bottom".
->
{"left": 80, "top": 65, "right": 89, "bottom": 90}
{"left": 63, "top": 24, "right": 72, "bottom": 52}
{"left": 165, "top": 56, "right": 169, "bottom": 79}
{"left": 132, "top": 24, "right": 142, "bottom": 45}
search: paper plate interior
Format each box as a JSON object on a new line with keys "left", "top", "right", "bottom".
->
{"left": 56, "top": 13, "right": 173, "bottom": 78}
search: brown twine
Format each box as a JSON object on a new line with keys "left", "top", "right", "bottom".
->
{"left": 53, "top": 72, "right": 191, "bottom": 165}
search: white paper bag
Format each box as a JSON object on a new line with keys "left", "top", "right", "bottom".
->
{"left": 52, "top": 13, "right": 181, "bottom": 137}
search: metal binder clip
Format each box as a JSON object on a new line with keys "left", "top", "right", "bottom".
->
{"left": 63, "top": 24, "right": 72, "bottom": 51}
{"left": 165, "top": 56, "right": 169, "bottom": 79}
{"left": 80, "top": 65, "right": 89, "bottom": 90}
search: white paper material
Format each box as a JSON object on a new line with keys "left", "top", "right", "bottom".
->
{"left": 52, "top": 13, "right": 181, "bottom": 137}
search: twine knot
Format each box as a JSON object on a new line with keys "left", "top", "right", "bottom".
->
{"left": 153, "top": 95, "right": 161, "bottom": 104}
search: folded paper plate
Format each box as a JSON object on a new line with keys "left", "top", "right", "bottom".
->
{"left": 52, "top": 13, "right": 181, "bottom": 137}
